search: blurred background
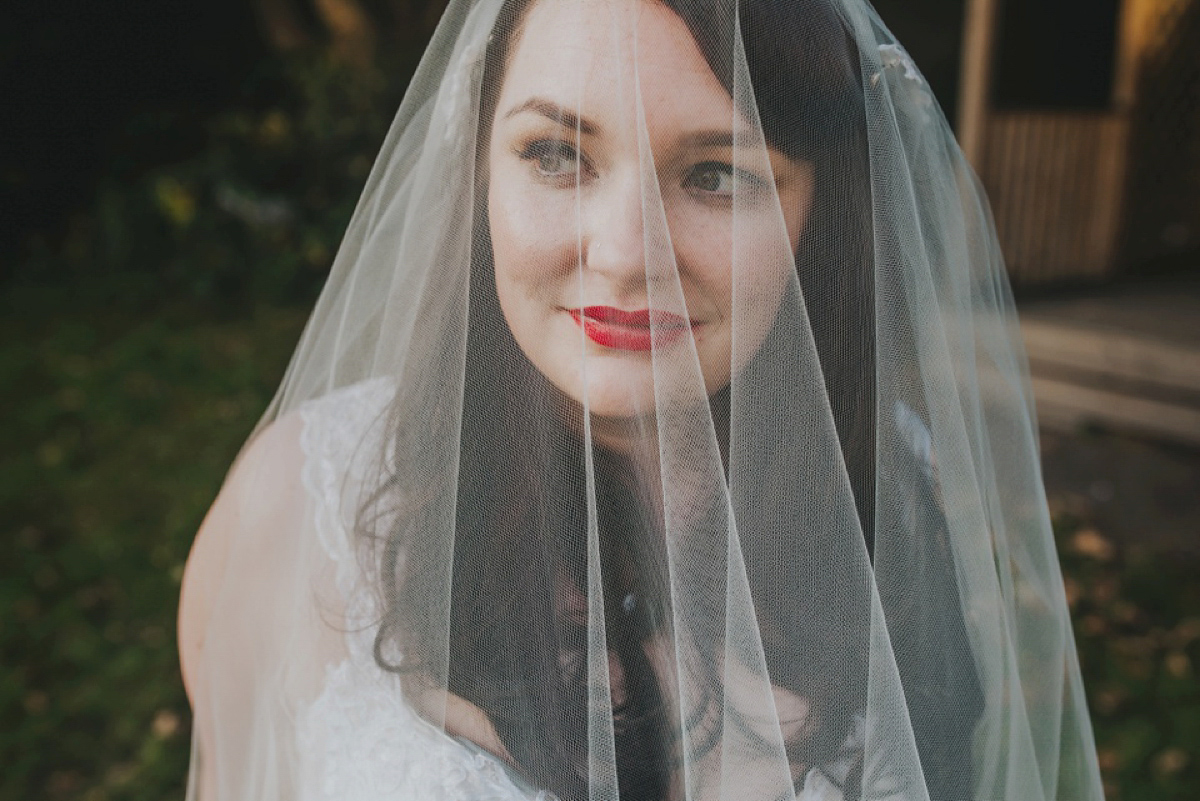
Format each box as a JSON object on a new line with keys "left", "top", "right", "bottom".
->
{"left": 1, "top": 0, "right": 1196, "bottom": 799}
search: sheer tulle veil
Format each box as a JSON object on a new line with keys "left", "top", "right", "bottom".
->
{"left": 179, "top": 1, "right": 1106, "bottom": 799}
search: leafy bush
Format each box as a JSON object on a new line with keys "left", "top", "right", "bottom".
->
{"left": 14, "top": 50, "right": 411, "bottom": 306}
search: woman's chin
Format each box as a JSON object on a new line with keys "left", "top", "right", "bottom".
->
{"left": 557, "top": 367, "right": 717, "bottom": 427}
{"left": 571, "top": 376, "right": 661, "bottom": 423}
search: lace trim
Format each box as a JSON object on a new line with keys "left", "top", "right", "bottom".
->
{"left": 296, "top": 379, "right": 545, "bottom": 800}
{"left": 298, "top": 378, "right": 394, "bottom": 589}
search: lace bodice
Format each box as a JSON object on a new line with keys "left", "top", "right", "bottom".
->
{"left": 297, "top": 379, "right": 551, "bottom": 801}
{"left": 294, "top": 379, "right": 847, "bottom": 801}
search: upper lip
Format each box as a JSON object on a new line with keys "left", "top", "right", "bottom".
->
{"left": 571, "top": 306, "right": 695, "bottom": 327}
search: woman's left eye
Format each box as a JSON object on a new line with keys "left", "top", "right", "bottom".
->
{"left": 684, "top": 162, "right": 767, "bottom": 197}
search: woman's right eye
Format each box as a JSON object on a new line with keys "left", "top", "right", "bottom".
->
{"left": 518, "top": 139, "right": 582, "bottom": 178}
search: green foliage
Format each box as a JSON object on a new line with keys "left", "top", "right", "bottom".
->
{"left": 14, "top": 50, "right": 411, "bottom": 306}
{"left": 0, "top": 289, "right": 309, "bottom": 801}
{"left": 0, "top": 30, "right": 419, "bottom": 801}
{"left": 1059, "top": 525, "right": 1200, "bottom": 800}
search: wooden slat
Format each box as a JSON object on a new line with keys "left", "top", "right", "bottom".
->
{"left": 957, "top": 0, "right": 1002, "bottom": 164}
{"left": 979, "top": 112, "right": 1130, "bottom": 285}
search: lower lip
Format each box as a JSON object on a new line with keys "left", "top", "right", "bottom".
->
{"left": 567, "top": 310, "right": 693, "bottom": 351}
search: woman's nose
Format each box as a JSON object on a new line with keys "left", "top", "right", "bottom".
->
{"left": 582, "top": 171, "right": 668, "bottom": 286}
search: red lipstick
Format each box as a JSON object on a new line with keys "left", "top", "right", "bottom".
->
{"left": 567, "top": 306, "right": 694, "bottom": 351}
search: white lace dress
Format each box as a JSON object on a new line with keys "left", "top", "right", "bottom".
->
{"left": 292, "top": 379, "right": 850, "bottom": 801}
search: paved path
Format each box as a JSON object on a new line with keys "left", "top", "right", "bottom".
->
{"left": 1019, "top": 276, "right": 1200, "bottom": 553}
{"left": 1019, "top": 276, "right": 1200, "bottom": 445}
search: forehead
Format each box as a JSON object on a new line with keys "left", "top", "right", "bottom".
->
{"left": 498, "top": 0, "right": 734, "bottom": 127}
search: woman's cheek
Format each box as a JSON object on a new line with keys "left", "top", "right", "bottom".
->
{"left": 492, "top": 179, "right": 580, "bottom": 288}
{"left": 669, "top": 211, "right": 734, "bottom": 307}
{"left": 720, "top": 211, "right": 794, "bottom": 376}
{"left": 737, "top": 213, "right": 794, "bottom": 299}
{"left": 491, "top": 190, "right": 549, "bottom": 332}
{"left": 673, "top": 207, "right": 791, "bottom": 325}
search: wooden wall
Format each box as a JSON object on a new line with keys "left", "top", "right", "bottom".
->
{"left": 958, "top": 0, "right": 1200, "bottom": 286}
{"left": 978, "top": 112, "right": 1129, "bottom": 285}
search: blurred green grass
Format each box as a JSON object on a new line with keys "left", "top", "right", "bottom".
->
{"left": 1, "top": 285, "right": 1196, "bottom": 800}
{"left": 1059, "top": 525, "right": 1200, "bottom": 799}
{"left": 1, "top": 289, "right": 309, "bottom": 801}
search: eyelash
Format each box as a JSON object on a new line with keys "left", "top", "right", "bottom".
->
{"left": 517, "top": 139, "right": 589, "bottom": 182}
{"left": 685, "top": 161, "right": 770, "bottom": 197}
{"left": 514, "top": 138, "right": 769, "bottom": 199}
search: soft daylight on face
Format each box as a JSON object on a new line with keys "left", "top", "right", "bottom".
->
{"left": 487, "top": 0, "right": 814, "bottom": 420}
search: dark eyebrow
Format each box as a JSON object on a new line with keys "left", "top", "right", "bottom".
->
{"left": 679, "top": 130, "right": 759, "bottom": 148}
{"left": 503, "top": 99, "right": 769, "bottom": 154}
{"left": 503, "top": 97, "right": 599, "bottom": 136}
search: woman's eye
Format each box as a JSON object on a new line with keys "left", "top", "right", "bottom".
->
{"left": 685, "top": 163, "right": 735, "bottom": 195}
{"left": 684, "top": 162, "right": 768, "bottom": 198}
{"left": 519, "top": 140, "right": 581, "bottom": 177}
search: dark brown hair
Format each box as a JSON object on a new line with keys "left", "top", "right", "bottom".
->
{"left": 365, "top": 2, "right": 981, "bottom": 799}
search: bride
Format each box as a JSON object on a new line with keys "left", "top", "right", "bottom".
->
{"left": 179, "top": 0, "right": 1106, "bottom": 799}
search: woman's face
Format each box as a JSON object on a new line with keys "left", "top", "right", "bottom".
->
{"left": 488, "top": 0, "right": 813, "bottom": 419}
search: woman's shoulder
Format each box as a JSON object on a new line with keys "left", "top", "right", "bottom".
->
{"left": 177, "top": 409, "right": 307, "bottom": 707}
{"left": 178, "top": 377, "right": 397, "bottom": 704}
{"left": 179, "top": 376, "right": 398, "bottom": 593}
